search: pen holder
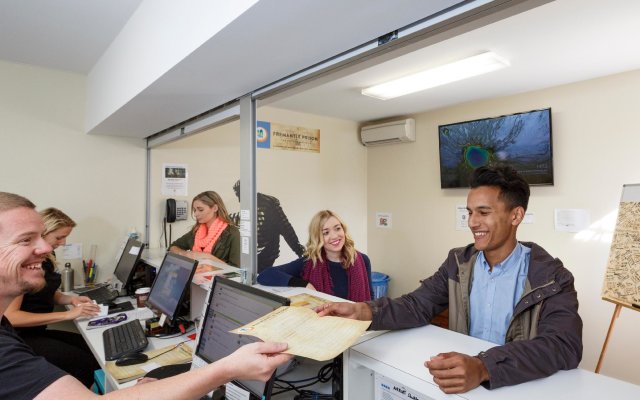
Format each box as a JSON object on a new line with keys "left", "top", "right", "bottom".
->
{"left": 83, "top": 261, "right": 98, "bottom": 286}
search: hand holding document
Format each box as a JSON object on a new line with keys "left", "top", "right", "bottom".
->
{"left": 231, "top": 306, "right": 371, "bottom": 361}
{"left": 288, "top": 293, "right": 329, "bottom": 310}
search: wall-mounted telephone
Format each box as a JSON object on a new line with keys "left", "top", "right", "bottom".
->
{"left": 165, "top": 199, "right": 188, "bottom": 223}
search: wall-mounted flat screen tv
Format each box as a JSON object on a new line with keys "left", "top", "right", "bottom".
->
{"left": 438, "top": 108, "right": 553, "bottom": 189}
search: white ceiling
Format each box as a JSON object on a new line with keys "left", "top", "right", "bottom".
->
{"left": 1, "top": 0, "right": 639, "bottom": 133}
{"left": 0, "top": 0, "right": 142, "bottom": 74}
{"left": 271, "top": 0, "right": 640, "bottom": 123}
{"left": 85, "top": 0, "right": 466, "bottom": 137}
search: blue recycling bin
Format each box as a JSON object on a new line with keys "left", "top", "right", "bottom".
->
{"left": 371, "top": 272, "right": 390, "bottom": 299}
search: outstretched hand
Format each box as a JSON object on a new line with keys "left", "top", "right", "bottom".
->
{"left": 425, "top": 352, "right": 489, "bottom": 394}
{"left": 316, "top": 302, "right": 372, "bottom": 321}
{"left": 220, "top": 342, "right": 292, "bottom": 382}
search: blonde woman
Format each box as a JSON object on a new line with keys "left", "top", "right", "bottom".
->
{"left": 170, "top": 191, "right": 240, "bottom": 272}
{"left": 5, "top": 207, "right": 100, "bottom": 388}
{"left": 257, "top": 210, "right": 372, "bottom": 301}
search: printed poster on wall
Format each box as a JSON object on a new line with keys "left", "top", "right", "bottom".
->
{"left": 456, "top": 205, "right": 469, "bottom": 231}
{"left": 256, "top": 120, "right": 320, "bottom": 152}
{"left": 375, "top": 212, "right": 392, "bottom": 229}
{"left": 162, "top": 163, "right": 188, "bottom": 196}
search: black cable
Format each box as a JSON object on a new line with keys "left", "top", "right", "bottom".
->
{"left": 146, "top": 340, "right": 190, "bottom": 361}
{"left": 272, "top": 361, "right": 334, "bottom": 397}
{"left": 149, "top": 318, "right": 196, "bottom": 339}
{"left": 163, "top": 217, "right": 167, "bottom": 249}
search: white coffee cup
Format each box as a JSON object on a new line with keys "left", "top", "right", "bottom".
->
{"left": 135, "top": 287, "right": 151, "bottom": 308}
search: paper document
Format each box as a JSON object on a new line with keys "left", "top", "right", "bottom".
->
{"left": 78, "top": 304, "right": 109, "bottom": 321}
{"left": 231, "top": 306, "right": 371, "bottom": 361}
{"left": 192, "top": 271, "right": 216, "bottom": 285}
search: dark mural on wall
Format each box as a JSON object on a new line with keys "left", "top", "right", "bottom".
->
{"left": 230, "top": 180, "right": 305, "bottom": 272}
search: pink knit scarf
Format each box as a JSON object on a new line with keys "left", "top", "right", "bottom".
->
{"left": 192, "top": 218, "right": 228, "bottom": 254}
{"left": 302, "top": 251, "right": 371, "bottom": 302}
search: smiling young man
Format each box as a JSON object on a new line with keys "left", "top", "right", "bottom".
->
{"left": 0, "top": 192, "right": 291, "bottom": 400}
{"left": 318, "top": 165, "right": 583, "bottom": 394}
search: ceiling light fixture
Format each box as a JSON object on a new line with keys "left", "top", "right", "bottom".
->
{"left": 361, "top": 51, "right": 510, "bottom": 100}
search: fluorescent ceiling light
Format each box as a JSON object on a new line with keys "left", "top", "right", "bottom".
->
{"left": 361, "top": 51, "right": 510, "bottom": 100}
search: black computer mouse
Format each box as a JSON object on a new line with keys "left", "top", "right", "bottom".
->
{"left": 115, "top": 352, "right": 149, "bottom": 367}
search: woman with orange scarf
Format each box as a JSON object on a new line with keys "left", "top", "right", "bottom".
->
{"left": 169, "top": 191, "right": 240, "bottom": 272}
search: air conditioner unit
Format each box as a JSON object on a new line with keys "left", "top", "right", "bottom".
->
{"left": 360, "top": 118, "right": 415, "bottom": 146}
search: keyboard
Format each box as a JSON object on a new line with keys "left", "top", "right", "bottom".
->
{"left": 73, "top": 283, "right": 106, "bottom": 294}
{"left": 82, "top": 286, "right": 118, "bottom": 304}
{"left": 103, "top": 320, "right": 149, "bottom": 361}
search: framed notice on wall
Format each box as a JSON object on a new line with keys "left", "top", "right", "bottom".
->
{"left": 601, "top": 183, "right": 640, "bottom": 306}
{"left": 162, "top": 163, "right": 188, "bottom": 196}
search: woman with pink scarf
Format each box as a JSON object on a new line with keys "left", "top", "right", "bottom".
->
{"left": 170, "top": 191, "right": 240, "bottom": 272}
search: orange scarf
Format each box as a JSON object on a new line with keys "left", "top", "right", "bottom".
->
{"left": 192, "top": 218, "right": 228, "bottom": 254}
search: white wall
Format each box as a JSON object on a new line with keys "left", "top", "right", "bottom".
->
{"left": 0, "top": 60, "right": 146, "bottom": 282}
{"left": 367, "top": 69, "right": 640, "bottom": 384}
{"left": 148, "top": 106, "right": 367, "bottom": 263}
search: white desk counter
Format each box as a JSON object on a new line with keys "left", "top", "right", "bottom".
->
{"left": 141, "top": 247, "right": 237, "bottom": 274}
{"left": 347, "top": 324, "right": 640, "bottom": 400}
{"left": 73, "top": 299, "right": 193, "bottom": 392}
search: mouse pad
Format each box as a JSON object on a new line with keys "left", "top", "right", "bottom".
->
{"left": 105, "top": 343, "right": 192, "bottom": 383}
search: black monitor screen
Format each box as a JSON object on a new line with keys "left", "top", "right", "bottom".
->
{"left": 146, "top": 252, "right": 197, "bottom": 322}
{"left": 439, "top": 108, "right": 553, "bottom": 188}
{"left": 113, "top": 238, "right": 144, "bottom": 287}
{"left": 195, "top": 277, "right": 290, "bottom": 399}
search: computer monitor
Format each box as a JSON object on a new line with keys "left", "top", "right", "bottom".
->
{"left": 145, "top": 252, "right": 198, "bottom": 325}
{"left": 193, "top": 276, "right": 290, "bottom": 400}
{"left": 113, "top": 238, "right": 144, "bottom": 291}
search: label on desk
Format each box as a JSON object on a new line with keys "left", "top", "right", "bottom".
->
{"left": 375, "top": 373, "right": 430, "bottom": 400}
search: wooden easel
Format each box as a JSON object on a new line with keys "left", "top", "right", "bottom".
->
{"left": 596, "top": 298, "right": 636, "bottom": 373}
{"left": 596, "top": 184, "right": 640, "bottom": 374}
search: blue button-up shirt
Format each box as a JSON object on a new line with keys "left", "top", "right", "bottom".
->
{"left": 469, "top": 243, "right": 530, "bottom": 344}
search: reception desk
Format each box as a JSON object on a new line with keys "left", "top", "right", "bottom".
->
{"left": 345, "top": 324, "right": 640, "bottom": 399}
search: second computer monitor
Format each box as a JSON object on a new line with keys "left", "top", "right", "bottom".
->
{"left": 193, "top": 276, "right": 290, "bottom": 399}
{"left": 113, "top": 237, "right": 144, "bottom": 289}
{"left": 146, "top": 252, "right": 198, "bottom": 324}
